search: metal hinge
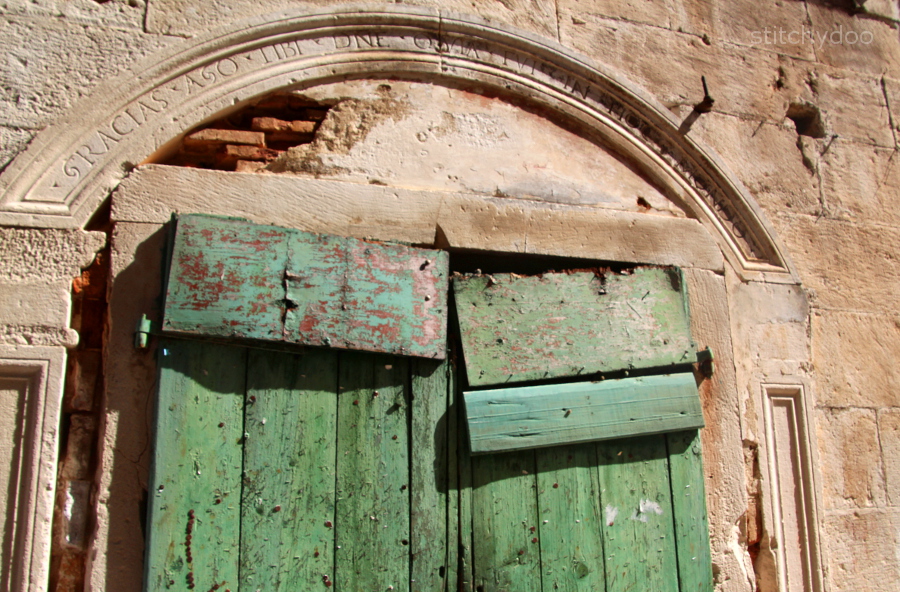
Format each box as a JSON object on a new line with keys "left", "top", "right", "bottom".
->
{"left": 696, "top": 347, "right": 714, "bottom": 378}
{"left": 134, "top": 314, "right": 152, "bottom": 349}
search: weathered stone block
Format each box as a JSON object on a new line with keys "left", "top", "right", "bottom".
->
{"left": 557, "top": 0, "right": 678, "bottom": 31}
{"left": 0, "top": 15, "right": 172, "bottom": 128}
{"left": 879, "top": 409, "right": 900, "bottom": 506}
{"left": 0, "top": 125, "right": 35, "bottom": 174}
{"left": 669, "top": 0, "right": 817, "bottom": 61}
{"left": 692, "top": 113, "right": 821, "bottom": 216}
{"left": 806, "top": 3, "right": 900, "bottom": 78}
{"left": 812, "top": 311, "right": 900, "bottom": 408}
{"left": 145, "top": 0, "right": 559, "bottom": 39}
{"left": 814, "top": 69, "right": 893, "bottom": 147}
{"left": 819, "top": 141, "right": 896, "bottom": 224}
{"left": 824, "top": 510, "right": 900, "bottom": 591}
{"left": 0, "top": 228, "right": 106, "bottom": 283}
{"left": 0, "top": 0, "right": 146, "bottom": 31}
{"left": 816, "top": 408, "right": 885, "bottom": 509}
{"left": 774, "top": 213, "right": 900, "bottom": 313}
{"left": 560, "top": 13, "right": 790, "bottom": 121}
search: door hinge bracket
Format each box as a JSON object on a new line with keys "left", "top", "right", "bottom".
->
{"left": 697, "top": 347, "right": 714, "bottom": 378}
{"left": 135, "top": 314, "right": 153, "bottom": 349}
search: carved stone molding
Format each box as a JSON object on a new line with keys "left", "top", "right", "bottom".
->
{"left": 0, "top": 5, "right": 797, "bottom": 282}
{"left": 0, "top": 346, "right": 66, "bottom": 592}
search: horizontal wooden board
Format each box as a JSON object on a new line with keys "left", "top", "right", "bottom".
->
{"left": 454, "top": 268, "right": 696, "bottom": 387}
{"left": 163, "top": 214, "right": 449, "bottom": 358}
{"left": 464, "top": 373, "right": 704, "bottom": 454}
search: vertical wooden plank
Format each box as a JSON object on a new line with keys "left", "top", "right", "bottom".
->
{"left": 535, "top": 444, "right": 606, "bottom": 591}
{"left": 410, "top": 358, "right": 449, "bottom": 592}
{"left": 446, "top": 358, "right": 462, "bottom": 592}
{"left": 239, "top": 349, "right": 338, "bottom": 591}
{"left": 334, "top": 352, "right": 410, "bottom": 592}
{"left": 144, "top": 340, "right": 245, "bottom": 592}
{"left": 471, "top": 451, "right": 541, "bottom": 592}
{"left": 455, "top": 359, "right": 477, "bottom": 592}
{"left": 666, "top": 431, "right": 713, "bottom": 592}
{"left": 596, "top": 435, "right": 678, "bottom": 592}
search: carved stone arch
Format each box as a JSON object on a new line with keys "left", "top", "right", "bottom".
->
{"left": 0, "top": 5, "right": 796, "bottom": 282}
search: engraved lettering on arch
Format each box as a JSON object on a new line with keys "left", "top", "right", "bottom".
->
{"left": 333, "top": 33, "right": 385, "bottom": 49}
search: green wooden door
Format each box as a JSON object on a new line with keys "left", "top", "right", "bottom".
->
{"left": 144, "top": 339, "right": 453, "bottom": 592}
{"left": 145, "top": 338, "right": 711, "bottom": 592}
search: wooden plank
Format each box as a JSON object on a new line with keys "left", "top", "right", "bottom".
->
{"left": 298, "top": 232, "right": 447, "bottom": 359}
{"left": 596, "top": 435, "right": 679, "bottom": 592}
{"left": 446, "top": 355, "right": 463, "bottom": 592}
{"left": 464, "top": 373, "right": 704, "bottom": 454}
{"left": 535, "top": 444, "right": 606, "bottom": 591}
{"left": 454, "top": 268, "right": 696, "bottom": 387}
{"left": 162, "top": 214, "right": 289, "bottom": 341}
{"left": 239, "top": 349, "right": 338, "bottom": 591}
{"left": 471, "top": 451, "right": 541, "bottom": 592}
{"left": 144, "top": 340, "right": 245, "bottom": 592}
{"left": 410, "top": 358, "right": 450, "bottom": 592}
{"left": 337, "top": 241, "right": 449, "bottom": 359}
{"left": 666, "top": 430, "right": 713, "bottom": 592}
{"left": 163, "top": 213, "right": 450, "bottom": 358}
{"left": 334, "top": 352, "right": 411, "bottom": 591}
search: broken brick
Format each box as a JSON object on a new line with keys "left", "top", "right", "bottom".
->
{"left": 235, "top": 160, "right": 268, "bottom": 173}
{"left": 222, "top": 144, "right": 282, "bottom": 161}
{"left": 252, "top": 117, "right": 316, "bottom": 134}
{"left": 184, "top": 129, "right": 265, "bottom": 147}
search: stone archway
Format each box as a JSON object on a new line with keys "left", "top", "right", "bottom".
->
{"left": 0, "top": 6, "right": 795, "bottom": 284}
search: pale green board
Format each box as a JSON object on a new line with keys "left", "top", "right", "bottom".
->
{"left": 455, "top": 268, "right": 696, "bottom": 387}
{"left": 464, "top": 373, "right": 704, "bottom": 454}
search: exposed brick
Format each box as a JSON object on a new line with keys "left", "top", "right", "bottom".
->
{"left": 251, "top": 116, "right": 316, "bottom": 134}
{"left": 64, "top": 349, "right": 101, "bottom": 412}
{"left": 266, "top": 130, "right": 314, "bottom": 145}
{"left": 52, "top": 547, "right": 86, "bottom": 592}
{"left": 183, "top": 128, "right": 265, "bottom": 147}
{"left": 77, "top": 298, "right": 106, "bottom": 350}
{"left": 221, "top": 144, "right": 282, "bottom": 161}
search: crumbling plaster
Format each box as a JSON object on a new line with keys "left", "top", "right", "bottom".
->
{"left": 0, "top": 2, "right": 899, "bottom": 592}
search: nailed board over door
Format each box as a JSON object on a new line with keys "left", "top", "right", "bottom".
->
{"left": 454, "top": 268, "right": 696, "bottom": 387}
{"left": 162, "top": 214, "right": 449, "bottom": 359}
{"left": 464, "top": 372, "right": 704, "bottom": 454}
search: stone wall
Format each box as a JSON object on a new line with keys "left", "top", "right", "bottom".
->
{"left": 2, "top": 1, "right": 900, "bottom": 591}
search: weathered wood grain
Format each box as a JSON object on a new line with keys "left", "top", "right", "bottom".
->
{"left": 411, "top": 358, "right": 450, "bottom": 592}
{"left": 144, "top": 340, "right": 245, "bottom": 592}
{"left": 535, "top": 443, "right": 606, "bottom": 591}
{"left": 471, "top": 450, "right": 542, "bottom": 592}
{"left": 239, "top": 349, "right": 338, "bottom": 591}
{"left": 446, "top": 356, "right": 463, "bottom": 592}
{"left": 334, "top": 352, "right": 411, "bottom": 591}
{"left": 667, "top": 431, "right": 714, "bottom": 592}
{"left": 464, "top": 373, "right": 704, "bottom": 454}
{"left": 162, "top": 214, "right": 289, "bottom": 342}
{"left": 163, "top": 214, "right": 450, "bottom": 358}
{"left": 454, "top": 268, "right": 696, "bottom": 387}
{"left": 596, "top": 435, "right": 678, "bottom": 592}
